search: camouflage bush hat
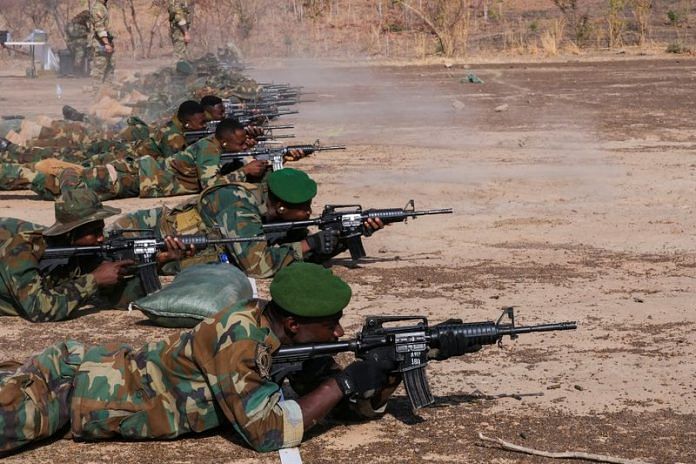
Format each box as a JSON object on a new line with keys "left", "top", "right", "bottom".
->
{"left": 43, "top": 188, "right": 121, "bottom": 236}
{"left": 270, "top": 263, "right": 352, "bottom": 318}
{"left": 267, "top": 168, "right": 318, "bottom": 204}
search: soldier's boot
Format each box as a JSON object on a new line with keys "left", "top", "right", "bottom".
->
{"left": 62, "top": 105, "right": 87, "bottom": 122}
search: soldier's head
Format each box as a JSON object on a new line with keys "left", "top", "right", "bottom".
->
{"left": 201, "top": 95, "right": 225, "bottom": 121}
{"left": 266, "top": 263, "right": 349, "bottom": 344}
{"left": 266, "top": 168, "right": 316, "bottom": 222}
{"left": 43, "top": 188, "right": 120, "bottom": 246}
{"left": 215, "top": 117, "right": 249, "bottom": 152}
{"left": 177, "top": 100, "right": 206, "bottom": 131}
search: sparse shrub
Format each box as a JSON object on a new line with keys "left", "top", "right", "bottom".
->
{"left": 666, "top": 41, "right": 690, "bottom": 53}
{"left": 667, "top": 9, "right": 680, "bottom": 25}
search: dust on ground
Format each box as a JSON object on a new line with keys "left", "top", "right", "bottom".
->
{"left": 1, "top": 56, "right": 695, "bottom": 463}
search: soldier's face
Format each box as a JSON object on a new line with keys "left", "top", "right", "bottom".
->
{"left": 292, "top": 314, "right": 345, "bottom": 343}
{"left": 71, "top": 220, "right": 105, "bottom": 246}
{"left": 221, "top": 129, "right": 249, "bottom": 152}
{"left": 209, "top": 103, "right": 225, "bottom": 120}
{"left": 277, "top": 201, "right": 312, "bottom": 221}
{"left": 186, "top": 112, "right": 207, "bottom": 131}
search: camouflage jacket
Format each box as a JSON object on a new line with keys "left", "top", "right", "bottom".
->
{"left": 197, "top": 183, "right": 304, "bottom": 278}
{"left": 165, "top": 135, "right": 248, "bottom": 192}
{"left": 69, "top": 300, "right": 304, "bottom": 451}
{"left": 90, "top": 0, "right": 111, "bottom": 45}
{"left": 0, "top": 219, "right": 98, "bottom": 322}
{"left": 167, "top": 0, "right": 192, "bottom": 27}
{"left": 109, "top": 182, "right": 304, "bottom": 278}
{"left": 135, "top": 116, "right": 187, "bottom": 159}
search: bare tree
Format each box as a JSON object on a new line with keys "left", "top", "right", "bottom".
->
{"left": 394, "top": 0, "right": 471, "bottom": 56}
{"left": 630, "top": 0, "right": 652, "bottom": 45}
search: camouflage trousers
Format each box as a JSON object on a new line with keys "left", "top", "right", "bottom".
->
{"left": 60, "top": 160, "right": 140, "bottom": 201}
{"left": 170, "top": 25, "right": 188, "bottom": 60}
{"left": 0, "top": 164, "right": 60, "bottom": 199}
{"left": 91, "top": 48, "right": 115, "bottom": 84}
{"left": 0, "top": 341, "right": 85, "bottom": 454}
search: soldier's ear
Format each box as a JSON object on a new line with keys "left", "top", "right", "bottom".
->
{"left": 284, "top": 316, "right": 300, "bottom": 335}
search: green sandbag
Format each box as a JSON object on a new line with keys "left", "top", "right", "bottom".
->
{"left": 131, "top": 263, "right": 254, "bottom": 328}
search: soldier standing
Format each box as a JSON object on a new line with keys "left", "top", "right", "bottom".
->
{"left": 90, "top": 0, "right": 115, "bottom": 85}
{"left": 65, "top": 10, "right": 91, "bottom": 76}
{"left": 168, "top": 0, "right": 192, "bottom": 60}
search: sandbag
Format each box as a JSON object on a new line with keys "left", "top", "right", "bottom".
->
{"left": 130, "top": 263, "right": 254, "bottom": 328}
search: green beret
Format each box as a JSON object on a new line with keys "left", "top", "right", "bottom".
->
{"left": 267, "top": 168, "right": 317, "bottom": 204}
{"left": 270, "top": 263, "right": 351, "bottom": 318}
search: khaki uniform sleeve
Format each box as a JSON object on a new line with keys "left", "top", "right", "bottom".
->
{"left": 168, "top": 0, "right": 189, "bottom": 27}
{"left": 90, "top": 4, "right": 110, "bottom": 39}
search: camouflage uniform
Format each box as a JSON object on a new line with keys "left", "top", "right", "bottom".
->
{"left": 137, "top": 116, "right": 188, "bottom": 159}
{"left": 65, "top": 11, "right": 91, "bottom": 76}
{"left": 168, "top": 0, "right": 192, "bottom": 60}
{"left": 139, "top": 135, "right": 247, "bottom": 198}
{"left": 90, "top": 0, "right": 115, "bottom": 84}
{"left": 0, "top": 164, "right": 61, "bottom": 199}
{"left": 0, "top": 301, "right": 307, "bottom": 453}
{"left": 110, "top": 182, "right": 304, "bottom": 278}
{"left": 0, "top": 219, "right": 101, "bottom": 322}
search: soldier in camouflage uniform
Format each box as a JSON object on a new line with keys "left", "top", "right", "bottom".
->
{"left": 136, "top": 100, "right": 206, "bottom": 159}
{"left": 111, "top": 168, "right": 384, "bottom": 278}
{"left": 138, "top": 117, "right": 268, "bottom": 198}
{"left": 0, "top": 263, "right": 401, "bottom": 454}
{"left": 201, "top": 95, "right": 225, "bottom": 121}
{"left": 0, "top": 189, "right": 130, "bottom": 322}
{"left": 90, "top": 0, "right": 115, "bottom": 85}
{"left": 65, "top": 10, "right": 91, "bottom": 76}
{"left": 168, "top": 0, "right": 193, "bottom": 60}
{"left": 0, "top": 188, "right": 194, "bottom": 322}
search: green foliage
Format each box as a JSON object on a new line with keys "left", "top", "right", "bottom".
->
{"left": 529, "top": 20, "right": 539, "bottom": 33}
{"left": 666, "top": 41, "right": 690, "bottom": 53}
{"left": 667, "top": 9, "right": 680, "bottom": 25}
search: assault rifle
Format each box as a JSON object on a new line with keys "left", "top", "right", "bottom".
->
{"left": 272, "top": 307, "right": 577, "bottom": 410}
{"left": 262, "top": 200, "right": 452, "bottom": 260}
{"left": 226, "top": 109, "right": 299, "bottom": 121}
{"left": 41, "top": 229, "right": 265, "bottom": 294}
{"left": 219, "top": 141, "right": 346, "bottom": 173}
{"left": 184, "top": 123, "right": 295, "bottom": 145}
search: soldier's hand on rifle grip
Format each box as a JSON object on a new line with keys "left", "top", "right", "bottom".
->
{"left": 362, "top": 217, "right": 385, "bottom": 237}
{"left": 333, "top": 359, "right": 392, "bottom": 400}
{"left": 242, "top": 160, "right": 269, "bottom": 179}
{"left": 92, "top": 259, "right": 136, "bottom": 287}
{"left": 156, "top": 236, "right": 196, "bottom": 265}
{"left": 306, "top": 229, "right": 341, "bottom": 255}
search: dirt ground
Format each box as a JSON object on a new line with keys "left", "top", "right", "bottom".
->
{"left": 1, "top": 56, "right": 695, "bottom": 463}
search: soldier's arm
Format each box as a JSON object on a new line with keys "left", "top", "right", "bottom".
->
{"left": 169, "top": 1, "right": 189, "bottom": 31}
{"left": 91, "top": 7, "right": 110, "bottom": 43}
{"left": 199, "top": 189, "right": 303, "bottom": 278}
{"left": 0, "top": 236, "right": 99, "bottom": 322}
{"left": 191, "top": 317, "right": 342, "bottom": 452}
